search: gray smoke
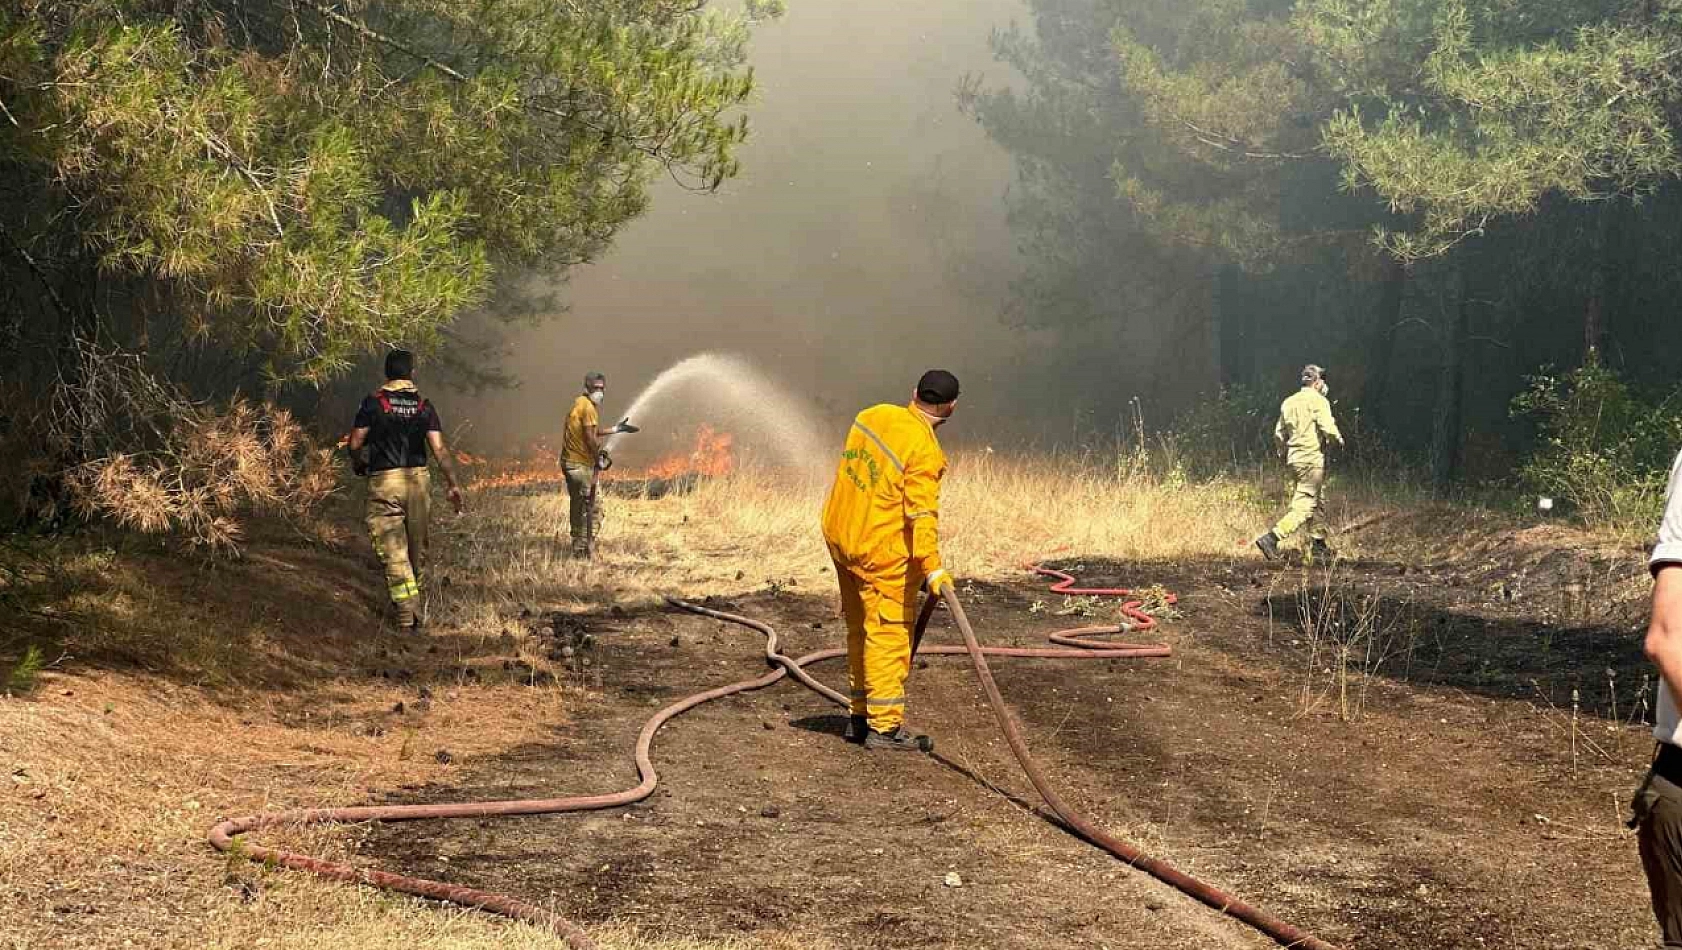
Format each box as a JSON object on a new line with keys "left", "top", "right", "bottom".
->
{"left": 442, "top": 0, "right": 1049, "bottom": 452}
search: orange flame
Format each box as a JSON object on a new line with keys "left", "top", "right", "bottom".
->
{"left": 641, "top": 425, "right": 734, "bottom": 480}
{"left": 463, "top": 429, "right": 735, "bottom": 491}
{"left": 466, "top": 440, "right": 566, "bottom": 490}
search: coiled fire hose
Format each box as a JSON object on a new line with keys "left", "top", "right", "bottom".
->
{"left": 208, "top": 569, "right": 1341, "bottom": 950}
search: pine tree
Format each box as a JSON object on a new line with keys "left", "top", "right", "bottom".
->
{"left": 1, "top": 0, "right": 769, "bottom": 384}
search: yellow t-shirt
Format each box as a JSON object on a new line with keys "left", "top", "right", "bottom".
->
{"left": 562, "top": 395, "right": 599, "bottom": 466}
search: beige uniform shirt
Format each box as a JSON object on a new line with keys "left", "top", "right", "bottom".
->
{"left": 1274, "top": 388, "right": 1343, "bottom": 467}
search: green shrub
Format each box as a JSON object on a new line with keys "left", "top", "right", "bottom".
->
{"left": 7, "top": 643, "right": 44, "bottom": 695}
{"left": 1511, "top": 358, "right": 1682, "bottom": 533}
{"left": 1172, "top": 385, "right": 1278, "bottom": 477}
{"left": 1172, "top": 385, "right": 1405, "bottom": 481}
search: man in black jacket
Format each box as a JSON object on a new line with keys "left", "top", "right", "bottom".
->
{"left": 347, "top": 350, "right": 464, "bottom": 630}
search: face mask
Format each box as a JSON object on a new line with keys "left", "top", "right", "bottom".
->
{"left": 589, "top": 390, "right": 604, "bottom": 405}
{"left": 916, "top": 404, "right": 953, "bottom": 428}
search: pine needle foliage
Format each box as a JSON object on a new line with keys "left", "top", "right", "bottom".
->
{"left": 1, "top": 0, "right": 762, "bottom": 381}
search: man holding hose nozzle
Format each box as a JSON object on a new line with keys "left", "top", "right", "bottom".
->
{"left": 561, "top": 372, "right": 634, "bottom": 558}
{"left": 821, "top": 370, "right": 960, "bottom": 753}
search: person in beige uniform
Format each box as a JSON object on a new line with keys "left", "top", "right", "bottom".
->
{"left": 1633, "top": 448, "right": 1682, "bottom": 948}
{"left": 1256, "top": 364, "right": 1343, "bottom": 562}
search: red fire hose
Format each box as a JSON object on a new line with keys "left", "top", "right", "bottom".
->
{"left": 208, "top": 569, "right": 1340, "bottom": 950}
{"left": 936, "top": 578, "right": 1340, "bottom": 950}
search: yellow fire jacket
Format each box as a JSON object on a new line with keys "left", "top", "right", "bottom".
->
{"left": 1274, "top": 388, "right": 1343, "bottom": 468}
{"left": 821, "top": 403, "right": 947, "bottom": 578}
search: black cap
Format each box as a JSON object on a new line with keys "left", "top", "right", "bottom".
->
{"left": 916, "top": 369, "right": 960, "bottom": 405}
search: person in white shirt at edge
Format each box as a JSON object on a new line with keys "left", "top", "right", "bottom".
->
{"left": 1634, "top": 448, "right": 1682, "bottom": 948}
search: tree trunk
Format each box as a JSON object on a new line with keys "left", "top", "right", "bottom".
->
{"left": 1361, "top": 256, "right": 1405, "bottom": 432}
{"left": 1215, "top": 263, "right": 1249, "bottom": 390}
{"left": 1207, "top": 260, "right": 1225, "bottom": 394}
{"left": 1432, "top": 261, "right": 1471, "bottom": 490}
{"left": 1583, "top": 201, "right": 1611, "bottom": 365}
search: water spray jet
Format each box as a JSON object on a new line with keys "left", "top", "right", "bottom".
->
{"left": 605, "top": 352, "right": 826, "bottom": 475}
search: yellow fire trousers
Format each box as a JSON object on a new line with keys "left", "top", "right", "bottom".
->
{"left": 1272, "top": 461, "right": 1325, "bottom": 541}
{"left": 834, "top": 559, "right": 923, "bottom": 734}
{"left": 367, "top": 467, "right": 430, "bottom": 625}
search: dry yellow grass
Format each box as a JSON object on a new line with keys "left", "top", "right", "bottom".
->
{"left": 434, "top": 449, "right": 1281, "bottom": 639}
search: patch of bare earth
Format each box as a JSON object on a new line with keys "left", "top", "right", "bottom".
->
{"left": 357, "top": 536, "right": 1659, "bottom": 949}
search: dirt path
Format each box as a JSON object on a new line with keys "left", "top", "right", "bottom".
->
{"left": 360, "top": 557, "right": 1658, "bottom": 949}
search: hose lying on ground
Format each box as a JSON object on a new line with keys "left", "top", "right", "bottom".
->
{"left": 936, "top": 579, "right": 1341, "bottom": 950}
{"left": 208, "top": 569, "right": 1340, "bottom": 950}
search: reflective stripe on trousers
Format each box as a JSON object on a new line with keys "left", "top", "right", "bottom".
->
{"left": 367, "top": 466, "right": 431, "bottom": 624}
{"left": 834, "top": 558, "right": 923, "bottom": 733}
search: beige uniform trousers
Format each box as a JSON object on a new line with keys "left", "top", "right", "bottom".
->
{"left": 1272, "top": 460, "right": 1325, "bottom": 541}
{"left": 562, "top": 462, "right": 595, "bottom": 552}
{"left": 367, "top": 467, "right": 430, "bottom": 625}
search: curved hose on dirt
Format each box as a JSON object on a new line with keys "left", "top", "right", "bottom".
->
{"left": 936, "top": 581, "right": 1341, "bottom": 950}
{"left": 207, "top": 568, "right": 1335, "bottom": 950}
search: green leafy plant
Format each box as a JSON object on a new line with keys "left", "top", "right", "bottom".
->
{"left": 1172, "top": 385, "right": 1279, "bottom": 477}
{"left": 1511, "top": 358, "right": 1682, "bottom": 533}
{"left": 7, "top": 643, "right": 44, "bottom": 695}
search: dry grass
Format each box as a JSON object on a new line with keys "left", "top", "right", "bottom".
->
{"left": 433, "top": 449, "right": 1284, "bottom": 640}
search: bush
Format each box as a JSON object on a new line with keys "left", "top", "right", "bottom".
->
{"left": 1511, "top": 358, "right": 1682, "bottom": 532}
{"left": 6, "top": 643, "right": 44, "bottom": 695}
{"left": 52, "top": 346, "right": 337, "bottom": 551}
{"left": 1172, "top": 385, "right": 1278, "bottom": 477}
{"left": 1171, "top": 384, "right": 1406, "bottom": 481}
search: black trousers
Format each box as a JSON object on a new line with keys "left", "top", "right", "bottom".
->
{"left": 1635, "top": 745, "right": 1682, "bottom": 948}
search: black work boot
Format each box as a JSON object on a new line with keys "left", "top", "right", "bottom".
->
{"left": 843, "top": 715, "right": 867, "bottom": 744}
{"left": 1309, "top": 538, "right": 1335, "bottom": 563}
{"left": 864, "top": 725, "right": 934, "bottom": 753}
{"left": 1255, "top": 531, "right": 1282, "bottom": 561}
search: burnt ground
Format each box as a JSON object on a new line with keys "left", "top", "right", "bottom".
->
{"left": 359, "top": 549, "right": 1660, "bottom": 950}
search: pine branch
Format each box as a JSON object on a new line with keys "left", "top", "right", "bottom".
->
{"left": 286, "top": 0, "right": 470, "bottom": 82}
{"left": 1174, "top": 114, "right": 1316, "bottom": 162}
{"left": 286, "top": 0, "right": 726, "bottom": 177}
{"left": 0, "top": 220, "right": 72, "bottom": 320}
{"left": 186, "top": 126, "right": 285, "bottom": 238}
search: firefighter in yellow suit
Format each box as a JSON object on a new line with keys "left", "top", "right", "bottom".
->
{"left": 1256, "top": 364, "right": 1343, "bottom": 562}
{"left": 821, "top": 370, "right": 960, "bottom": 753}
